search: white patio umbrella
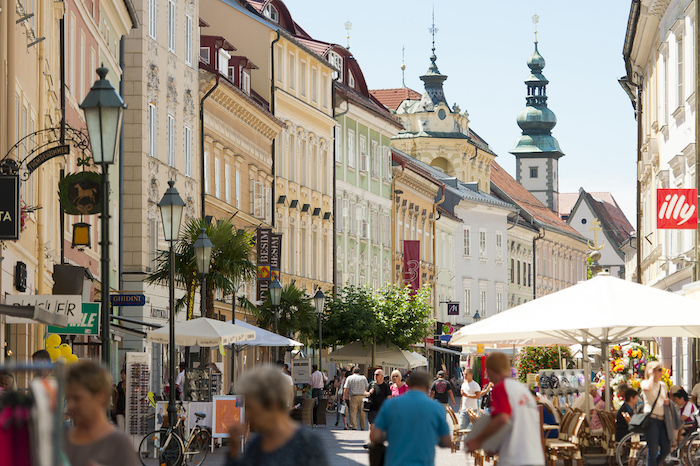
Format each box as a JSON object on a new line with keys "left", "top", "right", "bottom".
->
{"left": 450, "top": 275, "right": 700, "bottom": 412}
{"left": 328, "top": 341, "right": 428, "bottom": 369}
{"left": 228, "top": 319, "right": 303, "bottom": 347}
{"left": 146, "top": 317, "right": 256, "bottom": 346}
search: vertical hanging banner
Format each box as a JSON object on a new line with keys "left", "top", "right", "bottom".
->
{"left": 270, "top": 233, "right": 282, "bottom": 280}
{"left": 403, "top": 240, "right": 421, "bottom": 294}
{"left": 657, "top": 189, "right": 698, "bottom": 229}
{"left": 256, "top": 229, "right": 272, "bottom": 301}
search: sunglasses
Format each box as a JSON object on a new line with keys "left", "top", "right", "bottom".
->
{"left": 654, "top": 368, "right": 663, "bottom": 372}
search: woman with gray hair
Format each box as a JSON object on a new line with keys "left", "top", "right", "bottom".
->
{"left": 641, "top": 361, "right": 670, "bottom": 466}
{"left": 226, "top": 365, "right": 330, "bottom": 465}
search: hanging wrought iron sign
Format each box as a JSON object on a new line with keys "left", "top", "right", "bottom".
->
{"left": 58, "top": 172, "right": 102, "bottom": 215}
{"left": 26, "top": 144, "right": 70, "bottom": 173}
{"left": 0, "top": 175, "right": 20, "bottom": 240}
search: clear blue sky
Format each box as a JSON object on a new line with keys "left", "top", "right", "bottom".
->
{"left": 282, "top": 0, "right": 638, "bottom": 221}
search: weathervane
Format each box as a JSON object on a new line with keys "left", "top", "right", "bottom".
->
{"left": 401, "top": 45, "right": 406, "bottom": 87}
{"left": 587, "top": 218, "right": 605, "bottom": 251}
{"left": 345, "top": 21, "right": 352, "bottom": 50}
{"left": 429, "top": 7, "right": 438, "bottom": 52}
{"left": 532, "top": 14, "right": 539, "bottom": 42}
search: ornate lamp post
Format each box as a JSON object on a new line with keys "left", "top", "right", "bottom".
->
{"left": 313, "top": 289, "right": 326, "bottom": 370}
{"left": 472, "top": 311, "right": 482, "bottom": 323}
{"left": 158, "top": 181, "right": 185, "bottom": 426}
{"left": 269, "top": 278, "right": 282, "bottom": 360}
{"left": 193, "top": 227, "right": 213, "bottom": 313}
{"left": 79, "top": 66, "right": 126, "bottom": 369}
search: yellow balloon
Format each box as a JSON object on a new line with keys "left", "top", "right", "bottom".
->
{"left": 59, "top": 343, "right": 72, "bottom": 358}
{"left": 47, "top": 347, "right": 60, "bottom": 362}
{"left": 66, "top": 354, "right": 78, "bottom": 364}
{"left": 46, "top": 334, "right": 61, "bottom": 348}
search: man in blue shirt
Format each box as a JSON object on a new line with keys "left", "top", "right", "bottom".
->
{"left": 370, "top": 370, "right": 451, "bottom": 465}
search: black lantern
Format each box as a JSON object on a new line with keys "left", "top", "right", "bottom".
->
{"left": 193, "top": 227, "right": 213, "bottom": 276}
{"left": 473, "top": 311, "right": 481, "bottom": 323}
{"left": 158, "top": 181, "right": 185, "bottom": 242}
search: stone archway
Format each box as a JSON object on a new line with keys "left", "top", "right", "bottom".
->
{"left": 429, "top": 156, "right": 455, "bottom": 176}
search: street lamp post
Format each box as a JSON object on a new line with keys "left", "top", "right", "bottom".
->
{"left": 269, "top": 278, "right": 282, "bottom": 360}
{"left": 158, "top": 181, "right": 185, "bottom": 427}
{"left": 472, "top": 311, "right": 481, "bottom": 323}
{"left": 80, "top": 66, "right": 126, "bottom": 369}
{"left": 313, "top": 289, "right": 325, "bottom": 370}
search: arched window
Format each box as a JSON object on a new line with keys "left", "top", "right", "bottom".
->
{"left": 263, "top": 3, "right": 279, "bottom": 22}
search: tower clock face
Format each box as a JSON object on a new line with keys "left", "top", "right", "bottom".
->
{"left": 438, "top": 108, "right": 446, "bottom": 120}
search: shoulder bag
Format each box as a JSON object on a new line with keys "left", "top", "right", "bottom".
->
{"left": 629, "top": 385, "right": 661, "bottom": 433}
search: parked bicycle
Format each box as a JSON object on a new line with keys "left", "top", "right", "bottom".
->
{"left": 617, "top": 420, "right": 700, "bottom": 466}
{"left": 138, "top": 403, "right": 211, "bottom": 466}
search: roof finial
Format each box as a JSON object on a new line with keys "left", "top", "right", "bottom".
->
{"left": 532, "top": 13, "right": 539, "bottom": 43}
{"left": 401, "top": 45, "right": 406, "bottom": 87}
{"left": 429, "top": 6, "right": 438, "bottom": 54}
{"left": 345, "top": 21, "right": 352, "bottom": 50}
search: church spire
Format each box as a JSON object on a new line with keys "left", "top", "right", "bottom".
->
{"left": 419, "top": 8, "right": 448, "bottom": 110}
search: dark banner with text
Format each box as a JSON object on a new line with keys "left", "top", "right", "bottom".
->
{"left": 403, "top": 240, "right": 420, "bottom": 294}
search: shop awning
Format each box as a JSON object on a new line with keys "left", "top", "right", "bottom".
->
{"left": 0, "top": 304, "right": 69, "bottom": 326}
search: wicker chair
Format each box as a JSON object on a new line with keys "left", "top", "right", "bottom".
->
{"left": 446, "top": 406, "right": 471, "bottom": 453}
{"left": 301, "top": 398, "right": 315, "bottom": 428}
{"left": 545, "top": 412, "right": 587, "bottom": 466}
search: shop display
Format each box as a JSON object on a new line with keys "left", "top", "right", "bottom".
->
{"left": 211, "top": 373, "right": 222, "bottom": 397}
{"left": 126, "top": 352, "right": 151, "bottom": 435}
{"left": 185, "top": 367, "right": 212, "bottom": 402}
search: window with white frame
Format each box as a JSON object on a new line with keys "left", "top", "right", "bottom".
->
{"left": 214, "top": 158, "right": 220, "bottom": 198}
{"left": 79, "top": 33, "right": 85, "bottom": 100}
{"left": 359, "top": 135, "right": 368, "bottom": 171}
{"left": 495, "top": 232, "right": 503, "bottom": 261}
{"left": 678, "top": 34, "right": 684, "bottom": 107}
{"left": 276, "top": 46, "right": 283, "bottom": 82}
{"left": 300, "top": 60, "right": 307, "bottom": 97}
{"left": 148, "top": 104, "right": 157, "bottom": 157}
{"left": 167, "top": 114, "right": 175, "bottom": 166}
{"left": 496, "top": 291, "right": 503, "bottom": 313}
{"left": 168, "top": 0, "right": 175, "bottom": 52}
{"left": 348, "top": 71, "right": 355, "bottom": 88}
{"left": 148, "top": 0, "right": 157, "bottom": 39}
{"left": 262, "top": 3, "right": 279, "bottom": 22}
{"left": 235, "top": 170, "right": 241, "bottom": 208}
{"left": 204, "top": 151, "right": 210, "bottom": 194}
{"left": 184, "top": 126, "right": 192, "bottom": 176}
{"left": 328, "top": 51, "right": 343, "bottom": 80}
{"left": 334, "top": 126, "right": 341, "bottom": 162}
{"left": 383, "top": 146, "right": 392, "bottom": 180}
{"left": 463, "top": 226, "right": 471, "bottom": 256}
{"left": 371, "top": 141, "right": 379, "bottom": 177}
{"left": 200, "top": 47, "right": 210, "bottom": 64}
{"left": 185, "top": 15, "right": 193, "bottom": 66}
{"left": 225, "top": 164, "right": 231, "bottom": 203}
{"left": 464, "top": 288, "right": 471, "bottom": 315}
{"left": 253, "top": 181, "right": 264, "bottom": 218}
{"left": 347, "top": 130, "right": 355, "bottom": 168}
{"left": 288, "top": 52, "right": 295, "bottom": 90}
{"left": 322, "top": 75, "right": 329, "bottom": 108}
{"left": 311, "top": 68, "right": 318, "bottom": 102}
{"left": 480, "top": 289, "right": 487, "bottom": 316}
{"left": 479, "top": 230, "right": 487, "bottom": 259}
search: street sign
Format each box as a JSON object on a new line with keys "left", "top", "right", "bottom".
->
{"left": 110, "top": 293, "right": 146, "bottom": 306}
{"left": 6, "top": 294, "right": 81, "bottom": 325}
{"left": 292, "top": 359, "right": 310, "bottom": 385}
{"left": 48, "top": 303, "right": 100, "bottom": 335}
{"left": 0, "top": 175, "right": 19, "bottom": 240}
{"left": 439, "top": 334, "right": 452, "bottom": 342}
{"left": 447, "top": 302, "right": 459, "bottom": 316}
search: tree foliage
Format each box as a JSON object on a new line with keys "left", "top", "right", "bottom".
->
{"left": 323, "top": 284, "right": 434, "bottom": 350}
{"left": 515, "top": 346, "right": 573, "bottom": 383}
{"left": 145, "top": 218, "right": 256, "bottom": 320}
{"left": 243, "top": 283, "right": 318, "bottom": 342}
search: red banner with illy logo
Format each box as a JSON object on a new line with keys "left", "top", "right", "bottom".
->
{"left": 657, "top": 189, "right": 698, "bottom": 230}
{"left": 403, "top": 240, "right": 421, "bottom": 294}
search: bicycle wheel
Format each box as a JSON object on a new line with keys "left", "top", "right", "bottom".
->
{"left": 616, "top": 431, "right": 647, "bottom": 466}
{"left": 186, "top": 427, "right": 211, "bottom": 466}
{"left": 138, "top": 429, "right": 185, "bottom": 466}
{"left": 685, "top": 432, "right": 700, "bottom": 466}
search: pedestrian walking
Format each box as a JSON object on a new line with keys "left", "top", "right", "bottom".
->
{"left": 114, "top": 368, "right": 126, "bottom": 430}
{"left": 0, "top": 371, "right": 15, "bottom": 392}
{"left": 430, "top": 370, "right": 456, "bottom": 409}
{"left": 459, "top": 368, "right": 481, "bottom": 429}
{"left": 465, "top": 352, "right": 544, "bottom": 466}
{"left": 226, "top": 365, "right": 329, "bottom": 466}
{"left": 309, "top": 364, "right": 328, "bottom": 399}
{"left": 175, "top": 362, "right": 186, "bottom": 401}
{"left": 64, "top": 361, "right": 139, "bottom": 466}
{"left": 276, "top": 359, "right": 295, "bottom": 403}
{"left": 344, "top": 366, "right": 369, "bottom": 430}
{"left": 369, "top": 370, "right": 451, "bottom": 466}
{"left": 335, "top": 369, "right": 350, "bottom": 428}
{"left": 641, "top": 361, "right": 671, "bottom": 466}
{"left": 389, "top": 370, "right": 408, "bottom": 397}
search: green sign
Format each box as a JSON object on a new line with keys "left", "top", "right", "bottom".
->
{"left": 48, "top": 303, "right": 99, "bottom": 335}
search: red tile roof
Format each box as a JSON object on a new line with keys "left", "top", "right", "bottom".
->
{"left": 490, "top": 162, "right": 584, "bottom": 239}
{"left": 580, "top": 191, "right": 635, "bottom": 249}
{"left": 294, "top": 37, "right": 333, "bottom": 57}
{"left": 370, "top": 88, "right": 422, "bottom": 111}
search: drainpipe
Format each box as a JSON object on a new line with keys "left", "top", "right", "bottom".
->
{"left": 119, "top": 36, "right": 125, "bottom": 295}
{"left": 695, "top": 0, "right": 700, "bottom": 283}
{"left": 636, "top": 82, "right": 643, "bottom": 285}
{"left": 391, "top": 156, "right": 406, "bottom": 285}
{"left": 533, "top": 227, "right": 545, "bottom": 300}
{"left": 270, "top": 31, "right": 280, "bottom": 233}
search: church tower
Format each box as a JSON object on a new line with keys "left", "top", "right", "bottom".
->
{"left": 510, "top": 40, "right": 564, "bottom": 213}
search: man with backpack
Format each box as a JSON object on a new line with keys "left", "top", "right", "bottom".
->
{"left": 430, "top": 370, "right": 456, "bottom": 409}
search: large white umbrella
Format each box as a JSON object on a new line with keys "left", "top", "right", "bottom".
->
{"left": 450, "top": 275, "right": 700, "bottom": 411}
{"left": 146, "top": 317, "right": 255, "bottom": 346}
{"left": 228, "top": 319, "right": 303, "bottom": 347}
{"left": 328, "top": 341, "right": 428, "bottom": 369}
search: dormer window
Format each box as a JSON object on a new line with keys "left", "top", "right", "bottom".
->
{"left": 263, "top": 3, "right": 279, "bottom": 22}
{"left": 328, "top": 51, "right": 343, "bottom": 81}
{"left": 200, "top": 47, "right": 210, "bottom": 64}
{"left": 348, "top": 71, "right": 355, "bottom": 88}
{"left": 218, "top": 48, "right": 231, "bottom": 76}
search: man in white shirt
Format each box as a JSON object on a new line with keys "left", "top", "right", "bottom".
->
{"left": 344, "top": 367, "right": 369, "bottom": 430}
{"left": 309, "top": 364, "right": 328, "bottom": 400}
{"left": 572, "top": 386, "right": 597, "bottom": 416}
{"left": 174, "top": 362, "right": 186, "bottom": 401}
{"left": 459, "top": 368, "right": 481, "bottom": 429}
{"left": 276, "top": 359, "right": 294, "bottom": 404}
